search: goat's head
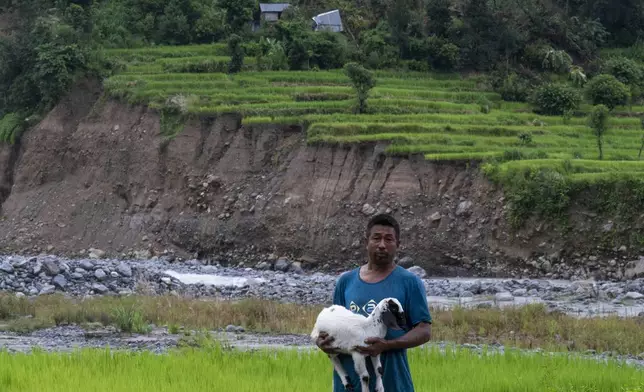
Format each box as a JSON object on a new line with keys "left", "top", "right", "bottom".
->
{"left": 378, "top": 298, "right": 406, "bottom": 331}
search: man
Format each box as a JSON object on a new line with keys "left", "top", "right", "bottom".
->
{"left": 315, "top": 213, "right": 432, "bottom": 392}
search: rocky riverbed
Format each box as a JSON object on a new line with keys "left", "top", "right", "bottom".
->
{"left": 2, "top": 253, "right": 644, "bottom": 362}
{"left": 0, "top": 324, "right": 313, "bottom": 354}
{"left": 1, "top": 253, "right": 644, "bottom": 315}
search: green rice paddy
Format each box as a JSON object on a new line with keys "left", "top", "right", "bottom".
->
{"left": 103, "top": 44, "right": 644, "bottom": 185}
{"left": 1, "top": 345, "right": 642, "bottom": 392}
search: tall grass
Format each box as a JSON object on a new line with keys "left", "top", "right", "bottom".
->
{"left": 492, "top": 159, "right": 644, "bottom": 176}
{"left": 2, "top": 294, "right": 644, "bottom": 356}
{"left": 242, "top": 112, "right": 644, "bottom": 129}
{"left": 0, "top": 112, "right": 25, "bottom": 144}
{"left": 104, "top": 44, "right": 229, "bottom": 60}
{"left": 0, "top": 345, "right": 642, "bottom": 392}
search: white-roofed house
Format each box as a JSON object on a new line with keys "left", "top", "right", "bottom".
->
{"left": 311, "top": 9, "right": 344, "bottom": 32}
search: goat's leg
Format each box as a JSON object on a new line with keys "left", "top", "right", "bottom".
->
{"left": 351, "top": 352, "right": 370, "bottom": 392}
{"left": 329, "top": 354, "right": 354, "bottom": 392}
{"left": 369, "top": 355, "right": 384, "bottom": 392}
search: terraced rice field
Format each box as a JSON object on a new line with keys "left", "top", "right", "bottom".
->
{"left": 103, "top": 44, "right": 644, "bottom": 185}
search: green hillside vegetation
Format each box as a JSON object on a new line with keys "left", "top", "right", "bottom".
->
{"left": 103, "top": 43, "right": 644, "bottom": 228}
{"left": 2, "top": 0, "right": 644, "bottom": 228}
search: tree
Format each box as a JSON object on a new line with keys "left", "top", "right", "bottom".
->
{"left": 425, "top": 0, "right": 452, "bottom": 37}
{"left": 218, "top": 0, "right": 254, "bottom": 35}
{"left": 386, "top": 0, "right": 417, "bottom": 57}
{"left": 344, "top": 62, "right": 376, "bottom": 114}
{"left": 589, "top": 104, "right": 610, "bottom": 160}
{"left": 227, "top": 34, "right": 243, "bottom": 73}
{"left": 157, "top": 0, "right": 191, "bottom": 45}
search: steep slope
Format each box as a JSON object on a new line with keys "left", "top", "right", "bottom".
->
{"left": 0, "top": 83, "right": 642, "bottom": 280}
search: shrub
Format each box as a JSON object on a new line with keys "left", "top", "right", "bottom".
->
{"left": 601, "top": 56, "right": 644, "bottom": 87}
{"left": 227, "top": 34, "right": 244, "bottom": 74}
{"left": 256, "top": 37, "right": 288, "bottom": 71}
{"left": 494, "top": 72, "right": 535, "bottom": 102}
{"left": 0, "top": 112, "right": 25, "bottom": 144}
{"left": 307, "top": 31, "right": 348, "bottom": 70}
{"left": 585, "top": 74, "right": 630, "bottom": 109}
{"left": 506, "top": 169, "right": 571, "bottom": 228}
{"left": 359, "top": 22, "right": 399, "bottom": 69}
{"left": 589, "top": 104, "right": 610, "bottom": 160}
{"left": 403, "top": 60, "right": 430, "bottom": 72}
{"left": 287, "top": 37, "right": 309, "bottom": 70}
{"left": 425, "top": 36, "right": 460, "bottom": 71}
{"left": 531, "top": 83, "right": 581, "bottom": 115}
{"left": 518, "top": 132, "right": 532, "bottom": 145}
{"left": 344, "top": 62, "right": 376, "bottom": 114}
{"left": 521, "top": 42, "right": 551, "bottom": 69}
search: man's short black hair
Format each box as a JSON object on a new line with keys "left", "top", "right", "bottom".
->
{"left": 366, "top": 213, "right": 400, "bottom": 242}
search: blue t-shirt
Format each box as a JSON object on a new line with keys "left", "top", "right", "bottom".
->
{"left": 330, "top": 265, "right": 432, "bottom": 392}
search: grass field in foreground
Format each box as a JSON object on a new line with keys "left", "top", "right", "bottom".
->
{"left": 2, "top": 294, "right": 644, "bottom": 356}
{"left": 1, "top": 345, "right": 643, "bottom": 392}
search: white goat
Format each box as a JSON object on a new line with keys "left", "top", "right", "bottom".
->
{"left": 310, "top": 297, "right": 406, "bottom": 392}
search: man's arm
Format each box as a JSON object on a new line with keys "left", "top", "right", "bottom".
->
{"left": 357, "top": 275, "right": 432, "bottom": 356}
{"left": 357, "top": 321, "right": 431, "bottom": 356}
{"left": 381, "top": 322, "right": 431, "bottom": 350}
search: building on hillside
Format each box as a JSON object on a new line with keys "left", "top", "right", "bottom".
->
{"left": 311, "top": 9, "right": 343, "bottom": 32}
{"left": 253, "top": 3, "right": 290, "bottom": 31}
{"left": 260, "top": 3, "right": 290, "bottom": 21}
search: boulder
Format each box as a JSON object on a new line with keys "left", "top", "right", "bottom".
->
{"left": 0, "top": 262, "right": 14, "bottom": 274}
{"left": 274, "top": 258, "right": 291, "bottom": 272}
{"left": 495, "top": 292, "right": 514, "bottom": 302}
{"left": 397, "top": 256, "right": 414, "bottom": 269}
{"left": 42, "top": 260, "right": 60, "bottom": 276}
{"left": 116, "top": 263, "right": 133, "bottom": 277}
{"left": 625, "top": 257, "right": 644, "bottom": 280}
{"left": 407, "top": 266, "right": 427, "bottom": 279}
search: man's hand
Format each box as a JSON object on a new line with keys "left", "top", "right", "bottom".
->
{"left": 354, "top": 337, "right": 390, "bottom": 357}
{"left": 316, "top": 332, "right": 340, "bottom": 355}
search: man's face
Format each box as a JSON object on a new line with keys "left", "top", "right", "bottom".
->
{"left": 366, "top": 224, "right": 398, "bottom": 266}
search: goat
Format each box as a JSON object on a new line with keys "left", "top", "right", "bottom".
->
{"left": 310, "top": 297, "right": 407, "bottom": 392}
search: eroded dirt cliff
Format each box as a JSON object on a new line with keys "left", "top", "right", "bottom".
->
{"left": 0, "top": 82, "right": 642, "bottom": 279}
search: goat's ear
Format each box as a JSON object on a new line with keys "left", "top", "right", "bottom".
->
{"left": 381, "top": 310, "right": 402, "bottom": 330}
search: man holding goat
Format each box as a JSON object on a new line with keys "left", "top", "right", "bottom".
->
{"left": 315, "top": 213, "right": 432, "bottom": 392}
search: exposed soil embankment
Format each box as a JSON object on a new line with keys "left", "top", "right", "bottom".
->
{"left": 0, "top": 83, "right": 642, "bottom": 279}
